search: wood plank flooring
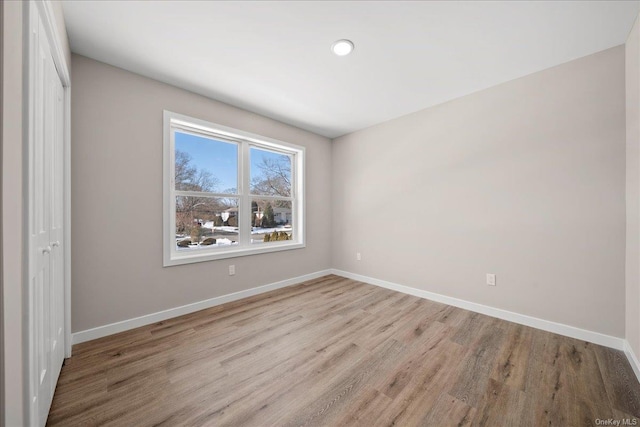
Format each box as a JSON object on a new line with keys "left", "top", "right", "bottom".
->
{"left": 48, "top": 275, "right": 640, "bottom": 426}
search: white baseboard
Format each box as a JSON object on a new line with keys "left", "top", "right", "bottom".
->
{"left": 331, "top": 269, "right": 626, "bottom": 351}
{"left": 73, "top": 268, "right": 632, "bottom": 359}
{"left": 72, "top": 269, "right": 332, "bottom": 345}
{"left": 624, "top": 340, "right": 640, "bottom": 383}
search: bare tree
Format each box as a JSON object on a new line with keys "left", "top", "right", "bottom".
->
{"left": 219, "top": 188, "right": 239, "bottom": 210}
{"left": 174, "top": 150, "right": 222, "bottom": 236}
{"left": 251, "top": 156, "right": 291, "bottom": 198}
{"left": 175, "top": 150, "right": 196, "bottom": 190}
{"left": 175, "top": 150, "right": 219, "bottom": 192}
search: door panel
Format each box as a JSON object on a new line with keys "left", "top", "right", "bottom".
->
{"left": 33, "top": 15, "right": 53, "bottom": 426}
{"left": 30, "top": 7, "right": 66, "bottom": 426}
{"left": 49, "top": 56, "right": 65, "bottom": 388}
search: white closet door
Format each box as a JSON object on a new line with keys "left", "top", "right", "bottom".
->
{"left": 32, "top": 14, "right": 53, "bottom": 425}
{"left": 30, "top": 8, "right": 66, "bottom": 426}
{"left": 48, "top": 43, "right": 65, "bottom": 393}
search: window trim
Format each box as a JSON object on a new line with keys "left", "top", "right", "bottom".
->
{"left": 163, "top": 110, "right": 305, "bottom": 266}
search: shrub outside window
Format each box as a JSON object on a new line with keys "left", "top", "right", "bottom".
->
{"left": 163, "top": 111, "right": 305, "bottom": 266}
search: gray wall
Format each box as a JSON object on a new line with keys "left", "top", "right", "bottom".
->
{"left": 332, "top": 46, "right": 626, "bottom": 337}
{"left": 2, "top": 2, "right": 25, "bottom": 425}
{"left": 1, "top": 1, "right": 4, "bottom": 423}
{"left": 627, "top": 15, "right": 640, "bottom": 360}
{"left": 71, "top": 55, "right": 332, "bottom": 333}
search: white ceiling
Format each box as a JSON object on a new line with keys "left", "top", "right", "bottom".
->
{"left": 62, "top": 1, "right": 640, "bottom": 138}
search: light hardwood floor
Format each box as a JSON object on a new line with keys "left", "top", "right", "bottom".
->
{"left": 48, "top": 275, "right": 640, "bottom": 426}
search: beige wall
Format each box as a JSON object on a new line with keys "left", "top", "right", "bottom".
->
{"left": 1, "top": 0, "right": 4, "bottom": 420}
{"left": 627, "top": 16, "right": 640, "bottom": 359}
{"left": 71, "top": 54, "right": 332, "bottom": 333}
{"left": 332, "top": 46, "right": 626, "bottom": 337}
{"left": 2, "top": 2, "right": 25, "bottom": 425}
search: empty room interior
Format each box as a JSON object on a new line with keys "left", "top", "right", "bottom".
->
{"left": 4, "top": 0, "right": 640, "bottom": 425}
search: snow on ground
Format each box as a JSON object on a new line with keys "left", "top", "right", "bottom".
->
{"left": 184, "top": 225, "right": 291, "bottom": 235}
{"left": 215, "top": 226, "right": 239, "bottom": 233}
{"left": 250, "top": 226, "right": 291, "bottom": 235}
{"left": 176, "top": 237, "right": 238, "bottom": 250}
{"left": 214, "top": 238, "right": 235, "bottom": 245}
{"left": 175, "top": 226, "right": 292, "bottom": 250}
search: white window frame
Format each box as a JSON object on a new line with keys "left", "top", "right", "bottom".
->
{"left": 163, "top": 111, "right": 305, "bottom": 266}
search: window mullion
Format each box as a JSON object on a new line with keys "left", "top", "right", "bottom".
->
{"left": 239, "top": 141, "right": 251, "bottom": 246}
{"left": 175, "top": 190, "right": 240, "bottom": 199}
{"left": 168, "top": 126, "right": 177, "bottom": 261}
{"left": 246, "top": 194, "right": 293, "bottom": 201}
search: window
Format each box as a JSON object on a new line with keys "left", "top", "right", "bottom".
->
{"left": 163, "top": 111, "right": 305, "bottom": 266}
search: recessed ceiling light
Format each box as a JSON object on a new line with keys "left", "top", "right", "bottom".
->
{"left": 331, "top": 39, "right": 354, "bottom": 56}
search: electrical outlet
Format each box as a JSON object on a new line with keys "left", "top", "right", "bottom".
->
{"left": 229, "top": 265, "right": 236, "bottom": 276}
{"left": 486, "top": 273, "right": 496, "bottom": 286}
{"left": 356, "top": 252, "right": 362, "bottom": 261}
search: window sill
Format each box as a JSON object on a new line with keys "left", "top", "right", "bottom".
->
{"left": 163, "top": 241, "right": 306, "bottom": 267}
